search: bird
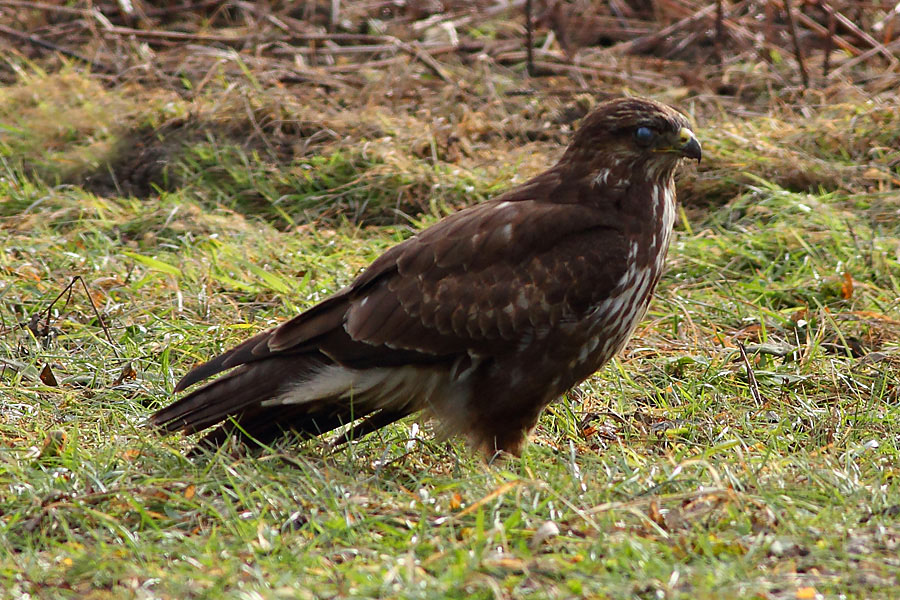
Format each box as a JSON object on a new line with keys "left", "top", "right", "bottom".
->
{"left": 151, "top": 97, "right": 701, "bottom": 457}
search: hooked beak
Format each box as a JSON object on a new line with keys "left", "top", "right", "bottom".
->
{"left": 676, "top": 127, "right": 702, "bottom": 163}
{"left": 656, "top": 126, "right": 702, "bottom": 163}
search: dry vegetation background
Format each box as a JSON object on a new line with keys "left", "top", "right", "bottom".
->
{"left": 3, "top": 0, "right": 900, "bottom": 220}
{"left": 3, "top": 1, "right": 900, "bottom": 599}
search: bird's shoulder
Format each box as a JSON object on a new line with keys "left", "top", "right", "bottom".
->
{"left": 333, "top": 193, "right": 631, "bottom": 349}
{"left": 266, "top": 177, "right": 631, "bottom": 349}
{"left": 359, "top": 200, "right": 621, "bottom": 286}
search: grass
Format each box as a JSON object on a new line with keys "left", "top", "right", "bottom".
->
{"left": 3, "top": 68, "right": 900, "bottom": 599}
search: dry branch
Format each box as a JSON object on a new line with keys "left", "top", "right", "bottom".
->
{"left": 616, "top": 4, "right": 717, "bottom": 55}
{"left": 2, "top": 0, "right": 897, "bottom": 112}
{"left": 0, "top": 23, "right": 115, "bottom": 72}
{"left": 823, "top": 3, "right": 899, "bottom": 65}
{"left": 782, "top": 0, "right": 810, "bottom": 87}
{"left": 0, "top": 0, "right": 90, "bottom": 15}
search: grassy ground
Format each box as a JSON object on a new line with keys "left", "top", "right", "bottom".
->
{"left": 2, "top": 65, "right": 900, "bottom": 600}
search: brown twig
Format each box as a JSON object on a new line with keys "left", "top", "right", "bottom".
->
{"left": 164, "top": 33, "right": 459, "bottom": 57}
{"left": 320, "top": 56, "right": 403, "bottom": 72}
{"left": 274, "top": 38, "right": 482, "bottom": 74}
{"left": 496, "top": 55, "right": 676, "bottom": 87}
{"left": 396, "top": 41, "right": 455, "bottom": 85}
{"left": 525, "top": 0, "right": 535, "bottom": 76}
{"left": 504, "top": 86, "right": 615, "bottom": 97}
{"left": 715, "top": 0, "right": 725, "bottom": 65}
{"left": 289, "top": 43, "right": 433, "bottom": 56}
{"left": 0, "top": 24, "right": 115, "bottom": 73}
{"left": 184, "top": 45, "right": 361, "bottom": 88}
{"left": 616, "top": 4, "right": 717, "bottom": 55}
{"left": 284, "top": 33, "right": 399, "bottom": 43}
{"left": 830, "top": 36, "right": 900, "bottom": 77}
{"left": 782, "top": 0, "right": 810, "bottom": 88}
{"left": 822, "top": 2, "right": 898, "bottom": 65}
{"left": 792, "top": 8, "right": 861, "bottom": 56}
{"left": 0, "top": 0, "right": 90, "bottom": 15}
{"left": 823, "top": 3, "right": 836, "bottom": 78}
{"left": 418, "top": 0, "right": 526, "bottom": 32}
{"left": 35, "top": 276, "right": 120, "bottom": 358}
{"left": 98, "top": 24, "right": 261, "bottom": 45}
{"left": 737, "top": 343, "right": 763, "bottom": 406}
{"left": 279, "top": 38, "right": 459, "bottom": 81}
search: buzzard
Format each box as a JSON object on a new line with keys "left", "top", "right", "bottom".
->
{"left": 152, "top": 97, "right": 701, "bottom": 456}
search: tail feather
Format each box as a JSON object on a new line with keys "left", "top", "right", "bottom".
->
{"left": 174, "top": 291, "right": 352, "bottom": 394}
{"left": 152, "top": 354, "right": 416, "bottom": 452}
{"left": 174, "top": 329, "right": 276, "bottom": 393}
{"left": 152, "top": 356, "right": 320, "bottom": 435}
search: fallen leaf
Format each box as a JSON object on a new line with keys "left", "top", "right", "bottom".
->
{"left": 863, "top": 167, "right": 889, "bottom": 180}
{"left": 112, "top": 362, "right": 137, "bottom": 385}
{"left": 40, "top": 364, "right": 58, "bottom": 386}
{"left": 841, "top": 272, "right": 853, "bottom": 300}
{"left": 121, "top": 448, "right": 141, "bottom": 460}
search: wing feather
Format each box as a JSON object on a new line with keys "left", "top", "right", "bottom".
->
{"left": 176, "top": 197, "right": 629, "bottom": 393}
{"left": 340, "top": 201, "right": 629, "bottom": 358}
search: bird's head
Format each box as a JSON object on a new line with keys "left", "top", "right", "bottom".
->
{"left": 561, "top": 97, "right": 701, "bottom": 186}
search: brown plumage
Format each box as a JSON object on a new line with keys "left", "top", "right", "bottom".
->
{"left": 151, "top": 97, "right": 701, "bottom": 457}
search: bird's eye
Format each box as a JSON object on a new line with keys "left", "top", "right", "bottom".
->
{"left": 634, "top": 126, "right": 655, "bottom": 146}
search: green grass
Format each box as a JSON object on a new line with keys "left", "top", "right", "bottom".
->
{"left": 3, "top": 69, "right": 900, "bottom": 599}
{"left": 0, "top": 69, "right": 509, "bottom": 226}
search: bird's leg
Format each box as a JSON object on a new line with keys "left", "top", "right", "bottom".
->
{"left": 478, "top": 421, "right": 533, "bottom": 460}
{"left": 468, "top": 393, "right": 547, "bottom": 460}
